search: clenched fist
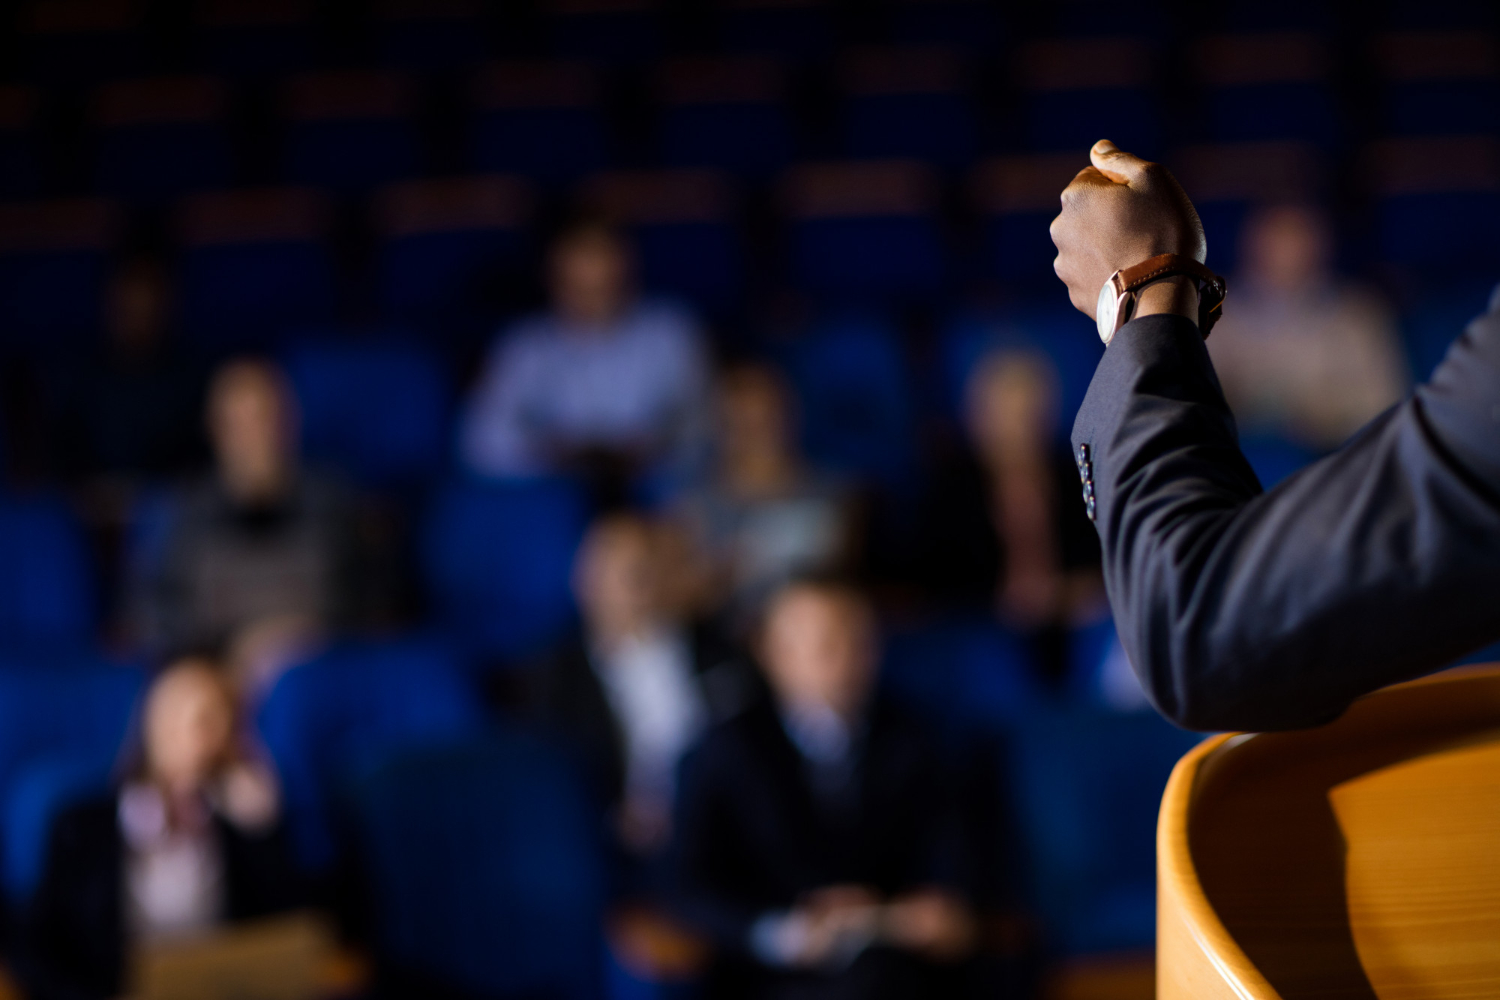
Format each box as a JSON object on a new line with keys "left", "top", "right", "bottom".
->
{"left": 1050, "top": 141, "right": 1207, "bottom": 320}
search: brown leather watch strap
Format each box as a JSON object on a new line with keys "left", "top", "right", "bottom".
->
{"left": 1116, "top": 253, "right": 1219, "bottom": 292}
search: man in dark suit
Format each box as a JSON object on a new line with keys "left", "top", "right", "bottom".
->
{"left": 1049, "top": 140, "right": 1500, "bottom": 732}
{"left": 672, "top": 577, "right": 980, "bottom": 1000}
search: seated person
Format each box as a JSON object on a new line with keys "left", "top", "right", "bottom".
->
{"left": 458, "top": 216, "right": 711, "bottom": 496}
{"left": 673, "top": 578, "right": 979, "bottom": 1000}
{"left": 133, "top": 359, "right": 380, "bottom": 678}
{"left": 18, "top": 658, "right": 301, "bottom": 1000}
{"left": 673, "top": 362, "right": 853, "bottom": 633}
{"left": 1207, "top": 204, "right": 1409, "bottom": 450}
{"left": 529, "top": 512, "right": 756, "bottom": 860}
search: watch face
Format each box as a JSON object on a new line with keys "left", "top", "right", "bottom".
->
{"left": 1096, "top": 276, "right": 1119, "bottom": 343}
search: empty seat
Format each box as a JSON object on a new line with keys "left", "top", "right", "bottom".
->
{"left": 471, "top": 61, "right": 608, "bottom": 185}
{"left": 194, "top": 0, "right": 314, "bottom": 80}
{"left": 421, "top": 476, "right": 590, "bottom": 661}
{"left": 1170, "top": 141, "right": 1324, "bottom": 275}
{"left": 780, "top": 311, "right": 918, "bottom": 485}
{"left": 781, "top": 160, "right": 946, "bottom": 301}
{"left": 1374, "top": 31, "right": 1500, "bottom": 136}
{"left": 282, "top": 72, "right": 419, "bottom": 195}
{"left": 1398, "top": 275, "right": 1498, "bottom": 381}
{"left": 717, "top": 0, "right": 833, "bottom": 60}
{"left": 374, "top": 175, "right": 531, "bottom": 340}
{"left": 1017, "top": 38, "right": 1160, "bottom": 156}
{"left": 255, "top": 636, "right": 485, "bottom": 873}
{"left": 0, "top": 199, "right": 117, "bottom": 351}
{"left": 20, "top": 0, "right": 144, "bottom": 86}
{"left": 1366, "top": 135, "right": 1500, "bottom": 279}
{"left": 375, "top": 0, "right": 489, "bottom": 72}
{"left": 545, "top": 0, "right": 661, "bottom": 66}
{"left": 881, "top": 617, "right": 1042, "bottom": 733}
{"left": 887, "top": 0, "right": 1001, "bottom": 51}
{"left": 840, "top": 47, "right": 978, "bottom": 168}
{"left": 93, "top": 77, "right": 232, "bottom": 203}
{"left": 657, "top": 56, "right": 793, "bottom": 178}
{"left": 1009, "top": 709, "right": 1202, "bottom": 956}
{"left": 0, "top": 88, "right": 40, "bottom": 201}
{"left": 1194, "top": 33, "right": 1339, "bottom": 147}
{"left": 581, "top": 169, "right": 744, "bottom": 313}
{"left": 177, "top": 188, "right": 336, "bottom": 352}
{"left": 281, "top": 337, "right": 452, "bottom": 487}
{"left": 970, "top": 153, "right": 1082, "bottom": 285}
{"left": 0, "top": 494, "right": 96, "bottom": 647}
{"left": 347, "top": 730, "right": 604, "bottom": 999}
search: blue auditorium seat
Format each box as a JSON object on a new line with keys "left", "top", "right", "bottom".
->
{"left": 781, "top": 311, "right": 918, "bottom": 486}
{"left": 717, "top": 0, "right": 833, "bottom": 60}
{"left": 472, "top": 62, "right": 608, "bottom": 185}
{"left": 1008, "top": 710, "right": 1203, "bottom": 956}
{"left": 375, "top": 3, "right": 488, "bottom": 72}
{"left": 255, "top": 636, "right": 485, "bottom": 873}
{"left": 0, "top": 656, "right": 145, "bottom": 902}
{"left": 970, "top": 154, "right": 1080, "bottom": 285}
{"left": 421, "top": 476, "right": 590, "bottom": 662}
{"left": 880, "top": 617, "right": 1042, "bottom": 735}
{"left": 348, "top": 730, "right": 604, "bottom": 1000}
{"left": 375, "top": 176, "right": 532, "bottom": 340}
{"left": 0, "top": 493, "right": 96, "bottom": 647}
{"left": 0, "top": 88, "right": 39, "bottom": 200}
{"left": 841, "top": 48, "right": 978, "bottom": 168}
{"left": 887, "top": 0, "right": 1001, "bottom": 50}
{"left": 586, "top": 170, "right": 744, "bottom": 314}
{"left": 281, "top": 337, "right": 452, "bottom": 487}
{"left": 193, "top": 2, "right": 313, "bottom": 80}
{"left": 283, "top": 72, "right": 419, "bottom": 196}
{"left": 1238, "top": 434, "right": 1319, "bottom": 489}
{"left": 546, "top": 0, "right": 662, "bottom": 66}
{"left": 1194, "top": 33, "right": 1338, "bottom": 146}
{"left": 178, "top": 188, "right": 336, "bottom": 353}
{"left": 1374, "top": 188, "right": 1500, "bottom": 281}
{"left": 1017, "top": 38, "right": 1160, "bottom": 156}
{"left": 0, "top": 199, "right": 115, "bottom": 352}
{"left": 19, "top": 3, "right": 144, "bottom": 87}
{"left": 658, "top": 57, "right": 793, "bottom": 179}
{"left": 1399, "top": 276, "right": 1498, "bottom": 381}
{"left": 94, "top": 77, "right": 232, "bottom": 204}
{"left": 783, "top": 161, "right": 946, "bottom": 302}
{"left": 1375, "top": 31, "right": 1500, "bottom": 135}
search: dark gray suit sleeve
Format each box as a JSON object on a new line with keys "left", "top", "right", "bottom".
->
{"left": 1071, "top": 298, "right": 1500, "bottom": 732}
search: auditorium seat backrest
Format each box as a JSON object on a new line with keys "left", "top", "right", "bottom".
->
{"left": 0, "top": 199, "right": 117, "bottom": 351}
{"left": 93, "top": 76, "right": 232, "bottom": 204}
{"left": 177, "top": 187, "right": 335, "bottom": 352}
{"left": 0, "top": 87, "right": 39, "bottom": 201}
{"left": 281, "top": 336, "right": 453, "bottom": 487}
{"left": 581, "top": 168, "right": 744, "bottom": 314}
{"left": 657, "top": 56, "right": 793, "bottom": 179}
{"left": 375, "top": 0, "right": 488, "bottom": 72}
{"left": 781, "top": 160, "right": 946, "bottom": 302}
{"left": 887, "top": 0, "right": 1001, "bottom": 51}
{"left": 420, "top": 476, "right": 590, "bottom": 662}
{"left": 0, "top": 493, "right": 97, "bottom": 647}
{"left": 1365, "top": 134, "right": 1500, "bottom": 281}
{"left": 1373, "top": 31, "right": 1499, "bottom": 137}
{"left": 193, "top": 0, "right": 314, "bottom": 80}
{"left": 545, "top": 0, "right": 661, "bottom": 67}
{"left": 1193, "top": 33, "right": 1338, "bottom": 147}
{"left": 717, "top": 0, "right": 833, "bottom": 60}
{"left": 471, "top": 61, "right": 608, "bottom": 185}
{"left": 282, "top": 71, "right": 419, "bottom": 196}
{"left": 373, "top": 174, "right": 532, "bottom": 340}
{"left": 20, "top": 0, "right": 144, "bottom": 87}
{"left": 347, "top": 729, "right": 604, "bottom": 1000}
{"left": 970, "top": 153, "right": 1081, "bottom": 285}
{"left": 1016, "top": 37, "right": 1159, "bottom": 157}
{"left": 255, "top": 636, "right": 485, "bottom": 873}
{"left": 880, "top": 617, "right": 1043, "bottom": 735}
{"left": 840, "top": 47, "right": 977, "bottom": 168}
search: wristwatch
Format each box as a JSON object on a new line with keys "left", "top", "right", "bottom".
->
{"left": 1095, "top": 253, "right": 1227, "bottom": 345}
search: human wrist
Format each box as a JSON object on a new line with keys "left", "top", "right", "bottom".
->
{"left": 1133, "top": 274, "right": 1199, "bottom": 324}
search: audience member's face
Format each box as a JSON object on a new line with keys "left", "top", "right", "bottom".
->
{"left": 720, "top": 366, "right": 793, "bottom": 464}
{"left": 107, "top": 260, "right": 171, "bottom": 353}
{"left": 967, "top": 353, "right": 1059, "bottom": 460}
{"left": 207, "top": 361, "right": 296, "bottom": 503}
{"left": 144, "top": 661, "right": 234, "bottom": 796}
{"left": 1242, "top": 205, "right": 1330, "bottom": 294}
{"left": 576, "top": 517, "right": 661, "bottom": 637}
{"left": 549, "top": 228, "right": 632, "bottom": 327}
{"left": 761, "top": 586, "right": 876, "bottom": 719}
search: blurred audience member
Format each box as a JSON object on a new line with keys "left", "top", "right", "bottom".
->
{"left": 529, "top": 513, "right": 755, "bottom": 860}
{"left": 133, "top": 359, "right": 380, "bottom": 668}
{"left": 675, "top": 363, "right": 852, "bottom": 631}
{"left": 59, "top": 254, "right": 207, "bottom": 488}
{"left": 19, "top": 658, "right": 300, "bottom": 1000}
{"left": 460, "top": 217, "right": 711, "bottom": 497}
{"left": 1208, "top": 204, "right": 1409, "bottom": 450}
{"left": 921, "top": 351, "right": 1104, "bottom": 641}
{"left": 674, "top": 579, "right": 978, "bottom": 999}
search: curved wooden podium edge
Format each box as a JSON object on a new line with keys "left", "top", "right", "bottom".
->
{"left": 1157, "top": 731, "right": 1282, "bottom": 1000}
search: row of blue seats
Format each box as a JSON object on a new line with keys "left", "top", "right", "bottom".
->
{"left": 2, "top": 171, "right": 1496, "bottom": 348}
{"left": 0, "top": 621, "right": 1196, "bottom": 988}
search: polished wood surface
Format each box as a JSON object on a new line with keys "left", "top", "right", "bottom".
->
{"left": 1157, "top": 665, "right": 1500, "bottom": 1000}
